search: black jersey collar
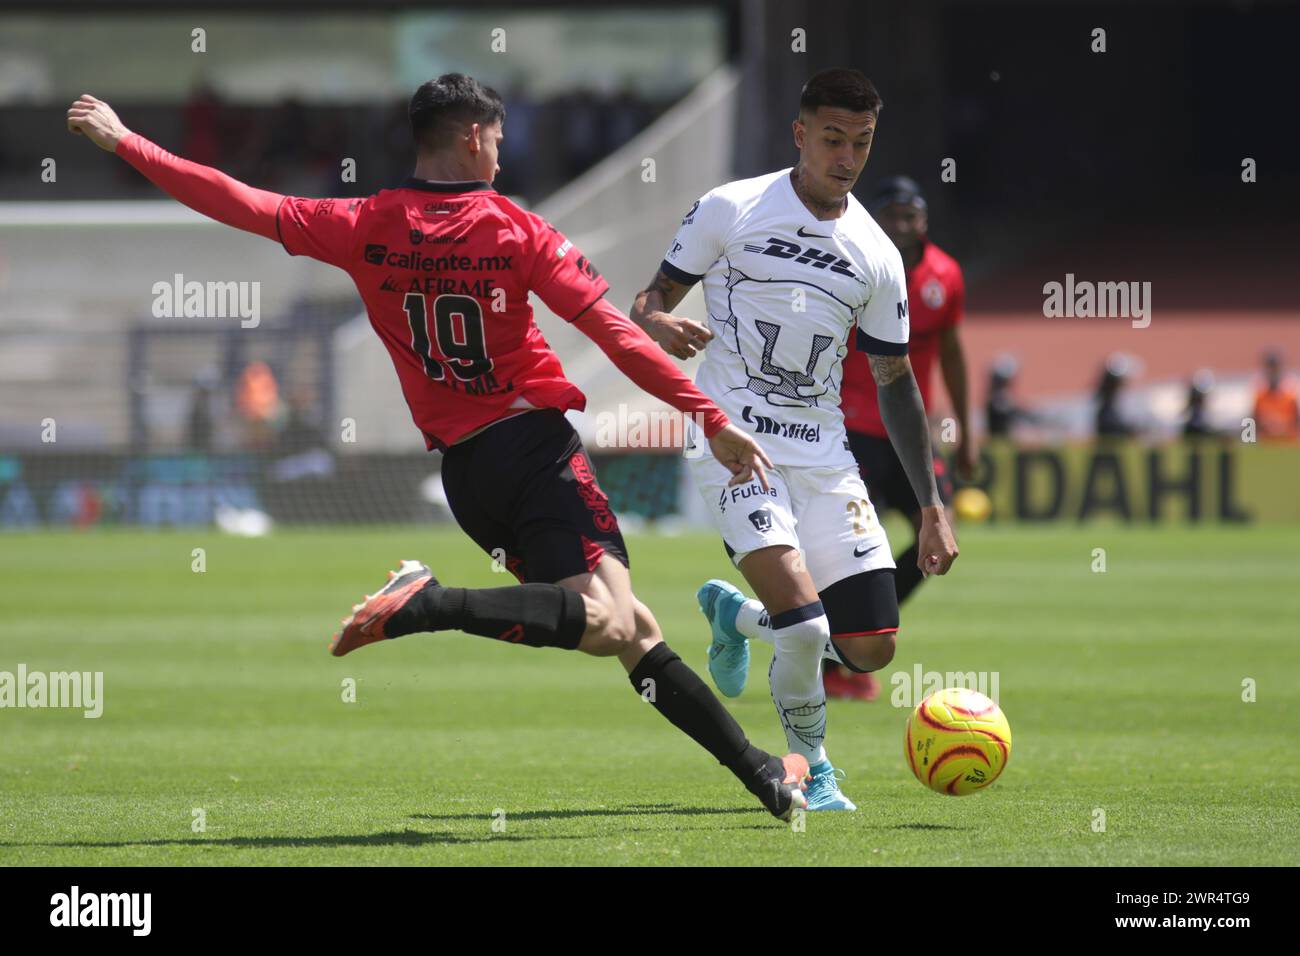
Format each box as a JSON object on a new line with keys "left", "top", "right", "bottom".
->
{"left": 401, "top": 177, "right": 494, "bottom": 193}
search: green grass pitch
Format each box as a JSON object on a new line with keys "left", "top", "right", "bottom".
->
{"left": 2, "top": 522, "right": 1296, "bottom": 866}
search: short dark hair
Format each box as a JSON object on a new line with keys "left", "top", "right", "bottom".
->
{"left": 798, "top": 68, "right": 882, "bottom": 117}
{"left": 870, "top": 175, "right": 926, "bottom": 213}
{"left": 409, "top": 73, "right": 505, "bottom": 152}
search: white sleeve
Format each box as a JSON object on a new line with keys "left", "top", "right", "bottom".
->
{"left": 856, "top": 245, "right": 909, "bottom": 355}
{"left": 659, "top": 190, "right": 733, "bottom": 283}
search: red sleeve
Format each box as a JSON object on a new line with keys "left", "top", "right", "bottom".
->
{"left": 527, "top": 216, "right": 610, "bottom": 320}
{"left": 572, "top": 297, "right": 730, "bottom": 438}
{"left": 276, "top": 195, "right": 365, "bottom": 268}
{"left": 115, "top": 132, "right": 282, "bottom": 242}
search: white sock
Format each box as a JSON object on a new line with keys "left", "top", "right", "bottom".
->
{"left": 767, "top": 606, "right": 831, "bottom": 765}
{"left": 736, "top": 598, "right": 847, "bottom": 666}
{"left": 734, "top": 599, "right": 769, "bottom": 641}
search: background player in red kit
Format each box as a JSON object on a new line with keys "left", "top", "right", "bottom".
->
{"left": 66, "top": 75, "right": 810, "bottom": 819}
{"left": 830, "top": 175, "right": 976, "bottom": 701}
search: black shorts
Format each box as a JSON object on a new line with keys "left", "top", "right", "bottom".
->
{"left": 820, "top": 567, "right": 900, "bottom": 640}
{"left": 440, "top": 409, "right": 629, "bottom": 584}
{"left": 847, "top": 430, "right": 953, "bottom": 517}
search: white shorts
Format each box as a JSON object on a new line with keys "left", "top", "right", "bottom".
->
{"left": 688, "top": 456, "right": 895, "bottom": 592}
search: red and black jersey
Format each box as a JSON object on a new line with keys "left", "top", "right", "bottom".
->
{"left": 277, "top": 181, "right": 609, "bottom": 450}
{"left": 841, "top": 240, "right": 965, "bottom": 438}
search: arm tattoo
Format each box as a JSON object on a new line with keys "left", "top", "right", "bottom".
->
{"left": 868, "top": 353, "right": 910, "bottom": 386}
{"left": 644, "top": 269, "right": 676, "bottom": 298}
{"left": 631, "top": 269, "right": 678, "bottom": 330}
{"left": 870, "top": 353, "right": 941, "bottom": 509}
{"left": 636, "top": 268, "right": 693, "bottom": 317}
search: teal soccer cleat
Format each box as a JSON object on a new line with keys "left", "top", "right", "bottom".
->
{"left": 697, "top": 579, "right": 751, "bottom": 698}
{"left": 805, "top": 760, "right": 857, "bottom": 811}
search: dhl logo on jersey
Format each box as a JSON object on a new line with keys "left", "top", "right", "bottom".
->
{"left": 742, "top": 236, "right": 863, "bottom": 283}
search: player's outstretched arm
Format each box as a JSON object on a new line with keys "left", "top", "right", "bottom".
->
{"left": 66, "top": 94, "right": 283, "bottom": 242}
{"left": 629, "top": 268, "right": 713, "bottom": 360}
{"left": 573, "top": 297, "right": 770, "bottom": 488}
{"left": 869, "top": 352, "right": 959, "bottom": 575}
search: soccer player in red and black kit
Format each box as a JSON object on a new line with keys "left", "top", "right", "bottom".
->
{"left": 830, "top": 176, "right": 976, "bottom": 701}
{"left": 67, "top": 75, "right": 811, "bottom": 819}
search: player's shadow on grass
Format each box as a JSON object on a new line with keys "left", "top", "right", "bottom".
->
{"left": 0, "top": 829, "right": 585, "bottom": 850}
{"left": 888, "top": 823, "right": 963, "bottom": 831}
{"left": 409, "top": 803, "right": 758, "bottom": 823}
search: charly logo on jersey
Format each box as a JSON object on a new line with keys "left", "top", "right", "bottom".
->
{"left": 741, "top": 406, "right": 821, "bottom": 443}
{"left": 420, "top": 201, "right": 463, "bottom": 217}
{"left": 743, "top": 236, "right": 863, "bottom": 284}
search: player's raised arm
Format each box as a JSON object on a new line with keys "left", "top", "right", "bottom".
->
{"left": 573, "top": 298, "right": 770, "bottom": 489}
{"left": 67, "top": 94, "right": 283, "bottom": 242}
{"left": 525, "top": 211, "right": 768, "bottom": 487}
{"left": 629, "top": 268, "right": 712, "bottom": 360}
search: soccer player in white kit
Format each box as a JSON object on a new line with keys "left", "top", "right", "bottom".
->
{"left": 632, "top": 69, "right": 959, "bottom": 810}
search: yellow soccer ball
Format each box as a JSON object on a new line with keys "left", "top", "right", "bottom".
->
{"left": 905, "top": 687, "right": 1011, "bottom": 795}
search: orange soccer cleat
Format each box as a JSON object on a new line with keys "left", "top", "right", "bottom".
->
{"left": 329, "top": 559, "right": 433, "bottom": 657}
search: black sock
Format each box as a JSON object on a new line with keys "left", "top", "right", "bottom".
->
{"left": 386, "top": 580, "right": 587, "bottom": 650}
{"left": 628, "top": 642, "right": 768, "bottom": 782}
{"left": 895, "top": 542, "right": 926, "bottom": 604}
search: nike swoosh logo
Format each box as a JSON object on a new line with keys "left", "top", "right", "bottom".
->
{"left": 797, "top": 226, "right": 832, "bottom": 239}
{"left": 853, "top": 542, "right": 878, "bottom": 557}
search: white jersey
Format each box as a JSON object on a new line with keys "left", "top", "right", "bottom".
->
{"left": 664, "top": 168, "right": 909, "bottom": 468}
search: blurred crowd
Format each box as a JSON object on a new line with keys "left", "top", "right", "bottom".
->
{"left": 984, "top": 349, "right": 1299, "bottom": 442}
{"left": 177, "top": 82, "right": 666, "bottom": 203}
{"left": 179, "top": 348, "right": 1300, "bottom": 457}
